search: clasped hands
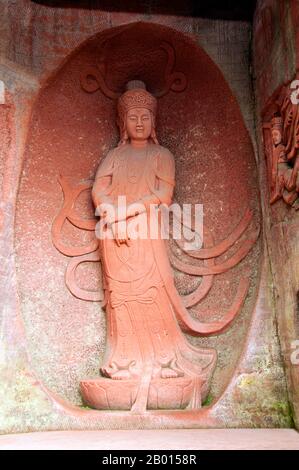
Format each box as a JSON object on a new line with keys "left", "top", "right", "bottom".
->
{"left": 99, "top": 201, "right": 146, "bottom": 246}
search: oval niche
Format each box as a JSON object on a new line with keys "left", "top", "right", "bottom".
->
{"left": 15, "top": 22, "right": 261, "bottom": 407}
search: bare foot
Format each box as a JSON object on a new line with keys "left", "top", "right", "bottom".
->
{"left": 161, "top": 367, "right": 179, "bottom": 379}
{"left": 110, "top": 370, "right": 131, "bottom": 380}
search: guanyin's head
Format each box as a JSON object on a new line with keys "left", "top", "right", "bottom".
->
{"left": 117, "top": 81, "right": 159, "bottom": 146}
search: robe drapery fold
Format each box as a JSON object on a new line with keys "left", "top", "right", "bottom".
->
{"left": 92, "top": 143, "right": 216, "bottom": 405}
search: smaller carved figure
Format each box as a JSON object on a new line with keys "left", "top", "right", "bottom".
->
{"left": 269, "top": 116, "right": 294, "bottom": 205}
{"left": 266, "top": 87, "right": 299, "bottom": 209}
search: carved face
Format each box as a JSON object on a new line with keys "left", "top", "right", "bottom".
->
{"left": 271, "top": 129, "right": 282, "bottom": 145}
{"left": 126, "top": 107, "right": 152, "bottom": 142}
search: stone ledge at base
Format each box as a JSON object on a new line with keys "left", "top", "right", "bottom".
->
{"left": 0, "top": 429, "right": 298, "bottom": 450}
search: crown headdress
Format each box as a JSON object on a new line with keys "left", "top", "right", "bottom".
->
{"left": 271, "top": 115, "right": 283, "bottom": 130}
{"left": 117, "top": 81, "right": 157, "bottom": 119}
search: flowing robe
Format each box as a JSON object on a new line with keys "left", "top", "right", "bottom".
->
{"left": 92, "top": 143, "right": 216, "bottom": 402}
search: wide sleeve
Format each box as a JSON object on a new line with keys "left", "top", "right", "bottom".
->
{"left": 92, "top": 150, "right": 115, "bottom": 208}
{"left": 142, "top": 148, "right": 175, "bottom": 208}
{"left": 156, "top": 148, "right": 176, "bottom": 188}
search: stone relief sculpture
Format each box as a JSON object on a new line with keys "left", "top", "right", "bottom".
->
{"left": 80, "top": 41, "right": 187, "bottom": 98}
{"left": 263, "top": 80, "right": 299, "bottom": 209}
{"left": 52, "top": 77, "right": 259, "bottom": 412}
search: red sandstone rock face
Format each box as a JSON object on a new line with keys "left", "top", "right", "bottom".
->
{"left": 253, "top": 0, "right": 296, "bottom": 111}
{"left": 0, "top": 94, "right": 12, "bottom": 200}
{"left": 0, "top": 1, "right": 293, "bottom": 432}
{"left": 290, "top": 0, "right": 299, "bottom": 71}
{"left": 15, "top": 22, "right": 261, "bottom": 407}
{"left": 253, "top": 0, "right": 299, "bottom": 429}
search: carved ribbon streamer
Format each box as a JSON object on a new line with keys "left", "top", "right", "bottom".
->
{"left": 52, "top": 176, "right": 259, "bottom": 334}
{"left": 181, "top": 231, "right": 215, "bottom": 308}
{"left": 163, "top": 209, "right": 259, "bottom": 335}
{"left": 67, "top": 214, "right": 97, "bottom": 231}
{"left": 175, "top": 208, "right": 253, "bottom": 259}
{"left": 155, "top": 42, "right": 187, "bottom": 97}
{"left": 169, "top": 228, "right": 260, "bottom": 276}
{"left": 52, "top": 176, "right": 105, "bottom": 303}
{"left": 80, "top": 41, "right": 187, "bottom": 99}
{"left": 52, "top": 175, "right": 99, "bottom": 257}
{"left": 174, "top": 277, "right": 250, "bottom": 336}
{"left": 65, "top": 249, "right": 106, "bottom": 306}
{"left": 80, "top": 65, "right": 119, "bottom": 98}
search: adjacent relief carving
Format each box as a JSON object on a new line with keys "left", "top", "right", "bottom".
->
{"left": 263, "top": 79, "right": 299, "bottom": 209}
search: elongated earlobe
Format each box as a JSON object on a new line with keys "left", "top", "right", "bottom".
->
{"left": 151, "top": 127, "right": 159, "bottom": 145}
{"left": 120, "top": 128, "right": 128, "bottom": 146}
{"left": 118, "top": 119, "right": 129, "bottom": 146}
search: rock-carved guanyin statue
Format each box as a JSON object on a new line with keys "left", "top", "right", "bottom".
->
{"left": 52, "top": 81, "right": 259, "bottom": 412}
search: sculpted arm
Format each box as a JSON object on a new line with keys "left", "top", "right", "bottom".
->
{"left": 127, "top": 149, "right": 175, "bottom": 218}
{"left": 92, "top": 150, "right": 115, "bottom": 217}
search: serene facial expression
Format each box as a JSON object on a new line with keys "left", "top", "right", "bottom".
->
{"left": 126, "top": 108, "right": 152, "bottom": 141}
{"left": 272, "top": 129, "right": 282, "bottom": 145}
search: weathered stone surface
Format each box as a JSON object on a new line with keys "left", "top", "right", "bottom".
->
{"left": 253, "top": 0, "right": 297, "bottom": 110}
{"left": 1, "top": 429, "right": 299, "bottom": 450}
{"left": 253, "top": 0, "right": 299, "bottom": 429}
{"left": 0, "top": 0, "right": 294, "bottom": 433}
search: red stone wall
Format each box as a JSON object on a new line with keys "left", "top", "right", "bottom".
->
{"left": 15, "top": 21, "right": 260, "bottom": 409}
{"left": 0, "top": 0, "right": 294, "bottom": 432}
{"left": 253, "top": 0, "right": 299, "bottom": 429}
